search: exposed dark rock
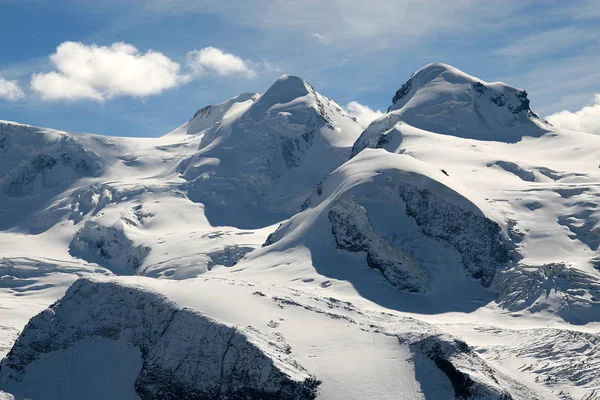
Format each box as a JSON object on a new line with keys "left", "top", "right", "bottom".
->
{"left": 409, "top": 334, "right": 519, "bottom": 399}
{"left": 328, "top": 197, "right": 428, "bottom": 292}
{"left": 490, "top": 94, "right": 506, "bottom": 107}
{"left": 389, "top": 79, "right": 413, "bottom": 111}
{"left": 472, "top": 82, "right": 486, "bottom": 96}
{"left": 206, "top": 245, "right": 254, "bottom": 270}
{"left": 400, "top": 183, "right": 508, "bottom": 287}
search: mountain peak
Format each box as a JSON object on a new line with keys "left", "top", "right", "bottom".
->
{"left": 246, "top": 74, "right": 313, "bottom": 122}
{"left": 261, "top": 74, "right": 310, "bottom": 101}
{"left": 408, "top": 62, "right": 476, "bottom": 86}
{"left": 386, "top": 63, "right": 549, "bottom": 140}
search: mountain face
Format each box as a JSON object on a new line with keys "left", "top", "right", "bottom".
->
{"left": 1, "top": 65, "right": 600, "bottom": 400}
{"left": 0, "top": 121, "right": 104, "bottom": 231}
{"left": 177, "top": 75, "right": 363, "bottom": 228}
{"left": 182, "top": 92, "right": 259, "bottom": 136}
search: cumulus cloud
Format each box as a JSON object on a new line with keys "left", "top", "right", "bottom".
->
{"left": 345, "top": 101, "right": 384, "bottom": 128}
{"left": 311, "top": 33, "right": 330, "bottom": 45}
{"left": 0, "top": 77, "right": 25, "bottom": 101}
{"left": 187, "top": 47, "right": 256, "bottom": 78}
{"left": 31, "top": 41, "right": 186, "bottom": 101}
{"left": 546, "top": 94, "right": 600, "bottom": 134}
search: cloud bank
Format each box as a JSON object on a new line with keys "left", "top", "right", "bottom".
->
{"left": 31, "top": 42, "right": 184, "bottom": 101}
{"left": 345, "top": 101, "right": 383, "bottom": 128}
{"left": 547, "top": 94, "right": 600, "bottom": 134}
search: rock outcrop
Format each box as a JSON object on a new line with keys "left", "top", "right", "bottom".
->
{"left": 69, "top": 222, "right": 151, "bottom": 274}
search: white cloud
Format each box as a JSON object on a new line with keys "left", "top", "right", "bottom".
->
{"left": 0, "top": 77, "right": 25, "bottom": 101}
{"left": 31, "top": 41, "right": 185, "bottom": 101}
{"left": 546, "top": 94, "right": 600, "bottom": 134}
{"left": 187, "top": 47, "right": 256, "bottom": 78}
{"left": 311, "top": 33, "right": 330, "bottom": 45}
{"left": 345, "top": 101, "right": 384, "bottom": 128}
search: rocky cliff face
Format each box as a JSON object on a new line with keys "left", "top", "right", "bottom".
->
{"left": 0, "top": 278, "right": 320, "bottom": 400}
{"left": 398, "top": 182, "right": 508, "bottom": 287}
{"left": 328, "top": 197, "right": 429, "bottom": 292}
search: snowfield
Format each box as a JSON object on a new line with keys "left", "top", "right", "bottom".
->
{"left": 0, "top": 63, "right": 599, "bottom": 399}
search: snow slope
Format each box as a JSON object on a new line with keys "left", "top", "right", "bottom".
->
{"left": 1, "top": 65, "right": 599, "bottom": 399}
{"left": 261, "top": 148, "right": 508, "bottom": 293}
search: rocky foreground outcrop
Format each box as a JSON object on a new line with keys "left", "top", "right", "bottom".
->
{"left": 0, "top": 278, "right": 320, "bottom": 400}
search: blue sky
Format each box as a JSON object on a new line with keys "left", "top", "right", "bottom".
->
{"left": 0, "top": 0, "right": 599, "bottom": 136}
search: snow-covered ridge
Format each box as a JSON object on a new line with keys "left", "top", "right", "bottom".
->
{"left": 1, "top": 276, "right": 546, "bottom": 399}
{"left": 167, "top": 92, "right": 259, "bottom": 137}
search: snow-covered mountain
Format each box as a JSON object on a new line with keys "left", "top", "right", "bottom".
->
{"left": 176, "top": 74, "right": 362, "bottom": 227}
{"left": 353, "top": 63, "right": 550, "bottom": 147}
{"left": 1, "top": 66, "right": 600, "bottom": 399}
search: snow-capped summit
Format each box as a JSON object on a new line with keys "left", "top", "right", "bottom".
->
{"left": 178, "top": 74, "right": 363, "bottom": 228}
{"left": 383, "top": 62, "right": 550, "bottom": 141}
{"left": 247, "top": 75, "right": 312, "bottom": 121}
